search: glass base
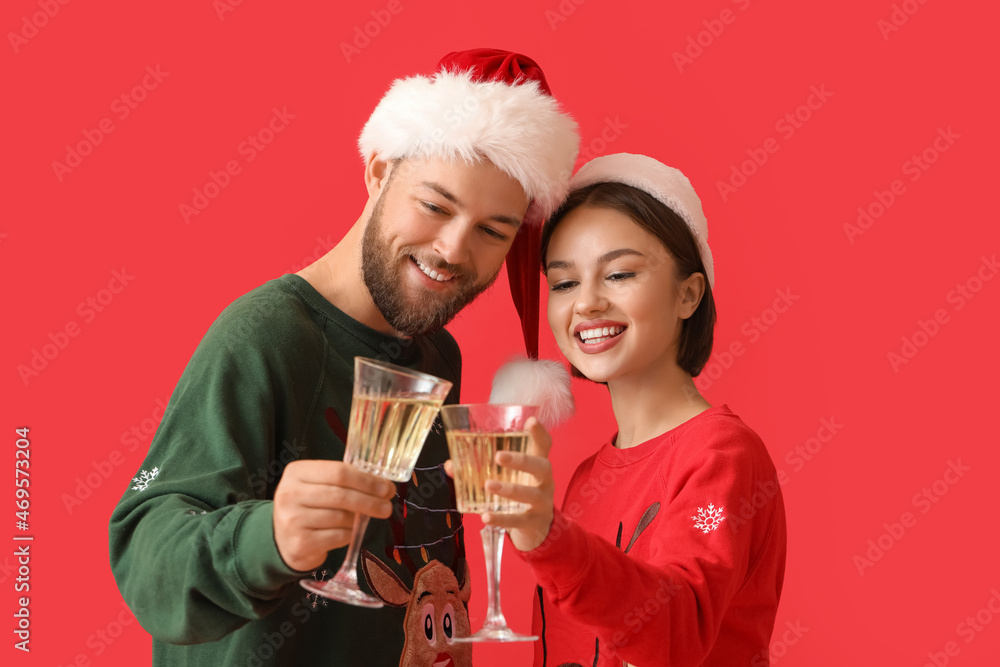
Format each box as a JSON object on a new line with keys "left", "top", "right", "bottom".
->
{"left": 300, "top": 577, "right": 384, "bottom": 608}
{"left": 453, "top": 621, "right": 538, "bottom": 643}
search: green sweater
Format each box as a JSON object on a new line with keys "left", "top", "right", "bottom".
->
{"left": 109, "top": 275, "right": 471, "bottom": 666}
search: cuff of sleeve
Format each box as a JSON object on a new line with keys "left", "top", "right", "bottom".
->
{"left": 235, "top": 501, "right": 303, "bottom": 595}
{"left": 518, "top": 510, "right": 591, "bottom": 596}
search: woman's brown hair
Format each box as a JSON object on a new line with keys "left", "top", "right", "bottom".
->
{"left": 541, "top": 182, "right": 716, "bottom": 376}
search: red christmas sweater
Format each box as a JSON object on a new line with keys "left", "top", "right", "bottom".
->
{"left": 519, "top": 405, "right": 786, "bottom": 667}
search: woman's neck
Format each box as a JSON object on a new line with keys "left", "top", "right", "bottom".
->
{"left": 608, "top": 364, "right": 712, "bottom": 449}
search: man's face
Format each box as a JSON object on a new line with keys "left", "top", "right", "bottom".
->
{"left": 361, "top": 156, "right": 530, "bottom": 336}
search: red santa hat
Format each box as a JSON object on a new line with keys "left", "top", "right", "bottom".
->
{"left": 359, "top": 48, "right": 580, "bottom": 359}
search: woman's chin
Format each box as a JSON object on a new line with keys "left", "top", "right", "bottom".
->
{"left": 571, "top": 361, "right": 615, "bottom": 385}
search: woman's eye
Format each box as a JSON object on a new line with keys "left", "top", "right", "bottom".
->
{"left": 550, "top": 281, "right": 577, "bottom": 292}
{"left": 608, "top": 271, "right": 636, "bottom": 282}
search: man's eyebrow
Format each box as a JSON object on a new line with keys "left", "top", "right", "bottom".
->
{"left": 420, "top": 181, "right": 458, "bottom": 205}
{"left": 419, "top": 181, "right": 522, "bottom": 229}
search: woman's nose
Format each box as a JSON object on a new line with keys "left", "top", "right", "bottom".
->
{"left": 574, "top": 280, "right": 608, "bottom": 315}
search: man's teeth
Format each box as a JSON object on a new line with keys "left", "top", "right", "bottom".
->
{"left": 415, "top": 258, "right": 453, "bottom": 282}
{"left": 579, "top": 326, "right": 625, "bottom": 343}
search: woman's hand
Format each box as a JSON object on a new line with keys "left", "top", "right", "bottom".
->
{"left": 481, "top": 418, "right": 556, "bottom": 552}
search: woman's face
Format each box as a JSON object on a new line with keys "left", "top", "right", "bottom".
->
{"left": 545, "top": 205, "right": 701, "bottom": 385}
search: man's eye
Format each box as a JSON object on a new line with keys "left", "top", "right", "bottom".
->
{"left": 421, "top": 202, "right": 446, "bottom": 214}
{"left": 480, "top": 225, "right": 508, "bottom": 241}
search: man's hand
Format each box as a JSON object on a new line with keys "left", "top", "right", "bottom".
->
{"left": 273, "top": 460, "right": 396, "bottom": 572}
{"left": 461, "top": 418, "right": 556, "bottom": 552}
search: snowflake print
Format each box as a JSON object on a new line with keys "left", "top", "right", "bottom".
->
{"left": 306, "top": 569, "right": 330, "bottom": 609}
{"left": 692, "top": 503, "right": 725, "bottom": 533}
{"left": 132, "top": 467, "right": 160, "bottom": 492}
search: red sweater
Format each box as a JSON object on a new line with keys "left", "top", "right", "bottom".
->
{"left": 519, "top": 405, "right": 786, "bottom": 667}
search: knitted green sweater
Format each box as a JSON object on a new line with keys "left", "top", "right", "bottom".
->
{"left": 110, "top": 275, "right": 471, "bottom": 666}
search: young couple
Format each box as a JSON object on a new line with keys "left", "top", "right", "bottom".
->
{"left": 110, "top": 48, "right": 785, "bottom": 667}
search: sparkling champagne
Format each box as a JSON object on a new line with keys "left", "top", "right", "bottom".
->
{"left": 446, "top": 431, "right": 530, "bottom": 514}
{"left": 346, "top": 395, "right": 443, "bottom": 482}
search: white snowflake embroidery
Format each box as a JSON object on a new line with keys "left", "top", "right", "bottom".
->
{"left": 307, "top": 570, "right": 330, "bottom": 609}
{"left": 692, "top": 503, "right": 725, "bottom": 533}
{"left": 132, "top": 467, "right": 160, "bottom": 492}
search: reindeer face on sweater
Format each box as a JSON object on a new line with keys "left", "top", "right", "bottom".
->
{"left": 362, "top": 551, "right": 473, "bottom": 667}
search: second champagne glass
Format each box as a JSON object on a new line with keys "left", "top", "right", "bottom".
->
{"left": 441, "top": 403, "right": 539, "bottom": 642}
{"left": 300, "top": 357, "right": 452, "bottom": 607}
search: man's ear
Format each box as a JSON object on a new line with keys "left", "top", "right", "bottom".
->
{"left": 364, "top": 152, "right": 392, "bottom": 200}
{"left": 678, "top": 272, "right": 706, "bottom": 320}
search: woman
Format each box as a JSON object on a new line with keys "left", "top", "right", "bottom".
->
{"left": 484, "top": 153, "right": 787, "bottom": 666}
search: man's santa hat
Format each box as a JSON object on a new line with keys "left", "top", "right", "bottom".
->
{"left": 359, "top": 48, "right": 579, "bottom": 361}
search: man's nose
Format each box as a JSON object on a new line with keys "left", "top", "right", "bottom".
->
{"left": 432, "top": 223, "right": 472, "bottom": 266}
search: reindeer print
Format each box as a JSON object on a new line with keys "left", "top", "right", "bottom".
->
{"left": 538, "top": 502, "right": 660, "bottom": 667}
{"left": 362, "top": 551, "right": 473, "bottom": 667}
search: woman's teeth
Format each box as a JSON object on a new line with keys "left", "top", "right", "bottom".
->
{"left": 578, "top": 326, "right": 625, "bottom": 344}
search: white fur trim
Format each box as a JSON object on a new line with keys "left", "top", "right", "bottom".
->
{"left": 359, "top": 71, "right": 579, "bottom": 219}
{"left": 489, "top": 357, "right": 574, "bottom": 428}
{"left": 570, "top": 153, "right": 715, "bottom": 287}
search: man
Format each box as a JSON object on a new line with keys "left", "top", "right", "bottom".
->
{"left": 109, "top": 49, "right": 578, "bottom": 666}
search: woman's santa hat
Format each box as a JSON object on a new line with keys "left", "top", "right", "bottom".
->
{"left": 359, "top": 48, "right": 580, "bottom": 360}
{"left": 570, "top": 153, "right": 715, "bottom": 287}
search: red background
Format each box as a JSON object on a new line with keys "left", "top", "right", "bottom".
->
{"left": 4, "top": 1, "right": 999, "bottom": 665}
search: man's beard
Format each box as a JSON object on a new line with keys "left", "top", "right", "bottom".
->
{"left": 361, "top": 189, "right": 501, "bottom": 337}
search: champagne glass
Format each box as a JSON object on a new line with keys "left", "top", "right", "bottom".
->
{"left": 441, "top": 403, "right": 539, "bottom": 642}
{"left": 300, "top": 357, "right": 453, "bottom": 607}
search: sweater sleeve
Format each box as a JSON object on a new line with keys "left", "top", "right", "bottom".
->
{"left": 108, "top": 293, "right": 321, "bottom": 644}
{"left": 520, "top": 420, "right": 779, "bottom": 666}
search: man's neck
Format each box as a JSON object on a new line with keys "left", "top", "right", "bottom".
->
{"left": 296, "top": 219, "right": 398, "bottom": 336}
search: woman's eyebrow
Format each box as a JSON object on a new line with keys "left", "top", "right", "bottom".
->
{"left": 598, "top": 248, "right": 643, "bottom": 263}
{"left": 546, "top": 259, "right": 573, "bottom": 271}
{"left": 546, "top": 248, "right": 643, "bottom": 272}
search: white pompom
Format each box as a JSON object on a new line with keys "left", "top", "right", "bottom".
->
{"left": 489, "top": 357, "right": 575, "bottom": 428}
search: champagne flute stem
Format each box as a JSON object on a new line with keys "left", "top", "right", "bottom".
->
{"left": 481, "top": 524, "right": 509, "bottom": 629}
{"left": 333, "top": 512, "right": 371, "bottom": 587}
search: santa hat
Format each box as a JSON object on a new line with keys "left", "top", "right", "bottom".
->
{"left": 359, "top": 48, "right": 580, "bottom": 358}
{"left": 569, "top": 153, "right": 715, "bottom": 287}
{"left": 491, "top": 154, "right": 717, "bottom": 426}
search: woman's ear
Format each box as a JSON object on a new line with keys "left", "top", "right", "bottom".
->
{"left": 363, "top": 152, "right": 392, "bottom": 200}
{"left": 678, "top": 272, "right": 706, "bottom": 320}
